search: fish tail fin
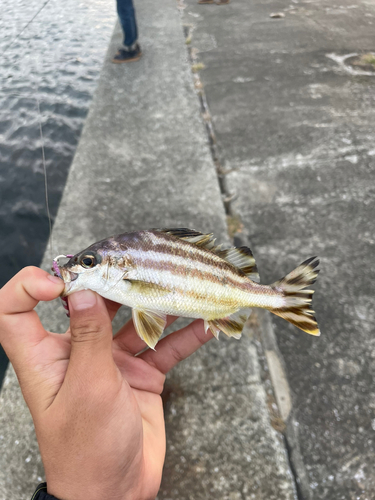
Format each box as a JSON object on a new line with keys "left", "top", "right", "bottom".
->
{"left": 270, "top": 256, "right": 320, "bottom": 336}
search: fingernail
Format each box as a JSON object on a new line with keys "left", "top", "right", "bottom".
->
{"left": 47, "top": 274, "right": 64, "bottom": 285}
{"left": 69, "top": 290, "right": 97, "bottom": 311}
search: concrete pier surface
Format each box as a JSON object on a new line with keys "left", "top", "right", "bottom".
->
{"left": 182, "top": 0, "right": 375, "bottom": 498}
{"left": 0, "top": 1, "right": 296, "bottom": 499}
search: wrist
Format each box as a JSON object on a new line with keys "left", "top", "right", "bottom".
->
{"left": 31, "top": 482, "right": 139, "bottom": 500}
{"left": 46, "top": 476, "right": 142, "bottom": 500}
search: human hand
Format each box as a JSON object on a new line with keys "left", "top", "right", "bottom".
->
{"left": 0, "top": 267, "right": 213, "bottom": 500}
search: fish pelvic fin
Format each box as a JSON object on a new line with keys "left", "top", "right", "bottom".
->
{"left": 270, "top": 257, "right": 320, "bottom": 336}
{"left": 132, "top": 309, "right": 167, "bottom": 350}
{"left": 208, "top": 308, "right": 252, "bottom": 340}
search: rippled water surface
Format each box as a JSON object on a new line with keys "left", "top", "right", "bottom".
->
{"left": 0, "top": 0, "right": 116, "bottom": 385}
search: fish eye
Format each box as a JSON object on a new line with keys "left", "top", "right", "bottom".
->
{"left": 80, "top": 254, "right": 96, "bottom": 269}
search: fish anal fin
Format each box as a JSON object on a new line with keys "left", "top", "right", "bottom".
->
{"left": 216, "top": 247, "right": 260, "bottom": 283}
{"left": 204, "top": 319, "right": 220, "bottom": 340}
{"left": 132, "top": 309, "right": 167, "bottom": 350}
{"left": 209, "top": 308, "right": 252, "bottom": 339}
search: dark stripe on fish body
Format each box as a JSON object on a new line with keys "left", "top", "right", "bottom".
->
{"left": 132, "top": 256, "right": 253, "bottom": 292}
{"left": 133, "top": 234, "right": 256, "bottom": 280}
{"left": 116, "top": 232, "right": 258, "bottom": 288}
{"left": 133, "top": 231, "right": 227, "bottom": 265}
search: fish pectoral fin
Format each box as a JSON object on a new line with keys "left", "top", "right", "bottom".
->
{"left": 209, "top": 308, "right": 252, "bottom": 339}
{"left": 132, "top": 308, "right": 167, "bottom": 350}
{"left": 216, "top": 247, "right": 260, "bottom": 283}
{"left": 155, "top": 228, "right": 221, "bottom": 250}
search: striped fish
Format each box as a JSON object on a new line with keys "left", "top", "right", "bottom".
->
{"left": 56, "top": 228, "right": 320, "bottom": 349}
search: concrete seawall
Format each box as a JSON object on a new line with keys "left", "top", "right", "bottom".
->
{"left": 0, "top": 1, "right": 296, "bottom": 498}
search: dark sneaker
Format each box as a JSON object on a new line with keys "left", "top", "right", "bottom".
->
{"left": 112, "top": 44, "right": 142, "bottom": 63}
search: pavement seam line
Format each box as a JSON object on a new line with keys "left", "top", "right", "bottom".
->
{"left": 181, "top": 21, "right": 244, "bottom": 240}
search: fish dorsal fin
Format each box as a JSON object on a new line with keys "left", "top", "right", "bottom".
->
{"left": 132, "top": 308, "right": 167, "bottom": 350}
{"left": 156, "top": 228, "right": 219, "bottom": 250}
{"left": 208, "top": 308, "right": 252, "bottom": 339}
{"left": 157, "top": 229, "right": 259, "bottom": 281}
{"left": 216, "top": 247, "right": 260, "bottom": 283}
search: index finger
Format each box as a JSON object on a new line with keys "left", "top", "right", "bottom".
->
{"left": 0, "top": 267, "right": 64, "bottom": 359}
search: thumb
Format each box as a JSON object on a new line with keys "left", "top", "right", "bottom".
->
{"left": 68, "top": 290, "right": 113, "bottom": 372}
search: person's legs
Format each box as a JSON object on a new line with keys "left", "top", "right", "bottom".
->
{"left": 117, "top": 0, "right": 138, "bottom": 48}
{"left": 112, "top": 0, "right": 141, "bottom": 63}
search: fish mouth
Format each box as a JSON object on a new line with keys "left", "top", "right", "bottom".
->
{"left": 52, "top": 255, "right": 78, "bottom": 291}
{"left": 61, "top": 268, "right": 79, "bottom": 283}
{"left": 60, "top": 268, "right": 79, "bottom": 295}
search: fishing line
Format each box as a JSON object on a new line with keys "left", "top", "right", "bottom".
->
{"left": 0, "top": 92, "right": 54, "bottom": 259}
{"left": 37, "top": 98, "right": 54, "bottom": 261}
{"left": 2, "top": 0, "right": 55, "bottom": 257}
{"left": 3, "top": 0, "right": 53, "bottom": 55}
